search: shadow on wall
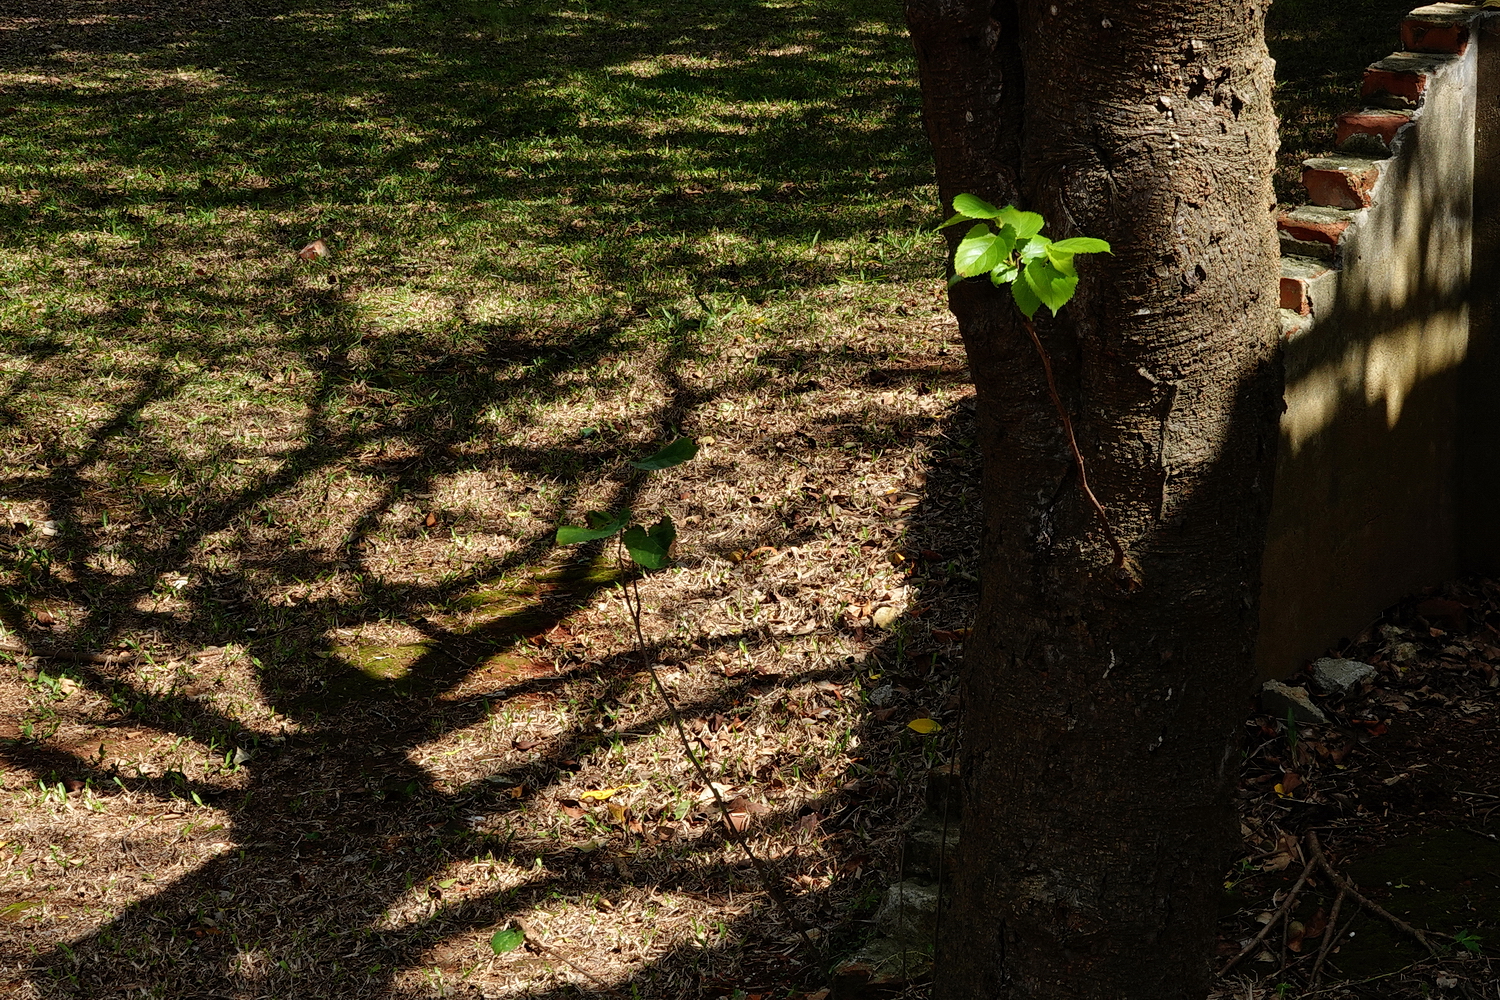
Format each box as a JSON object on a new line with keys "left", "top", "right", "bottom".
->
{"left": 1257, "top": 3, "right": 1487, "bottom": 676}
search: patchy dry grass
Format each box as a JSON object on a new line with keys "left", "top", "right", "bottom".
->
{"left": 0, "top": 1, "right": 980, "bottom": 997}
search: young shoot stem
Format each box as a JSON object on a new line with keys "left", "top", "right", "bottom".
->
{"left": 1017, "top": 314, "right": 1127, "bottom": 569}
{"left": 615, "top": 537, "right": 816, "bottom": 949}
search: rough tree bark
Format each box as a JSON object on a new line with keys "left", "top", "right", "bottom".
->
{"left": 905, "top": 3, "right": 1282, "bottom": 999}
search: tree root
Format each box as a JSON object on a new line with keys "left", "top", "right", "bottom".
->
{"left": 1218, "top": 829, "right": 1449, "bottom": 982}
{"left": 1310, "top": 886, "right": 1348, "bottom": 985}
{"left": 1305, "top": 830, "right": 1445, "bottom": 959}
{"left": 1219, "top": 853, "right": 1315, "bottom": 976}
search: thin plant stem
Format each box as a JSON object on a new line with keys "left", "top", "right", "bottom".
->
{"left": 1018, "top": 314, "right": 1127, "bottom": 568}
{"left": 618, "top": 544, "right": 817, "bottom": 950}
{"left": 932, "top": 761, "right": 953, "bottom": 962}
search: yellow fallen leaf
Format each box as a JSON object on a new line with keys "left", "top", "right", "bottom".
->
{"left": 579, "top": 784, "right": 638, "bottom": 802}
{"left": 907, "top": 718, "right": 941, "bottom": 734}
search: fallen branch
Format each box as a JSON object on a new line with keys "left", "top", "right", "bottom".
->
{"left": 1310, "top": 886, "right": 1348, "bottom": 985}
{"left": 0, "top": 638, "right": 135, "bottom": 665}
{"left": 1306, "top": 830, "right": 1444, "bottom": 958}
{"left": 1218, "top": 853, "right": 1315, "bottom": 977}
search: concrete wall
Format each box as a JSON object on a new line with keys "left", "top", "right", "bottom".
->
{"left": 1256, "top": 3, "right": 1479, "bottom": 676}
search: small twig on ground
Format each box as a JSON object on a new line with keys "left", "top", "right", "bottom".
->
{"left": 1306, "top": 830, "right": 1444, "bottom": 958}
{"left": 1218, "top": 854, "right": 1316, "bottom": 977}
{"left": 622, "top": 566, "right": 818, "bottom": 951}
{"left": 1311, "top": 886, "right": 1349, "bottom": 985}
{"left": 1017, "top": 315, "right": 1127, "bottom": 568}
{"left": 0, "top": 638, "right": 134, "bottom": 665}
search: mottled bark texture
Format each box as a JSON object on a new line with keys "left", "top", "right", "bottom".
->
{"left": 906, "top": 3, "right": 1282, "bottom": 999}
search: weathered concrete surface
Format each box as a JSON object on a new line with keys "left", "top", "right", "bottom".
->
{"left": 1257, "top": 15, "right": 1477, "bottom": 678}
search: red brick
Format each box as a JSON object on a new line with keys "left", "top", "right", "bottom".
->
{"left": 1361, "top": 68, "right": 1427, "bottom": 105}
{"left": 1278, "top": 214, "right": 1350, "bottom": 248}
{"left": 1335, "top": 110, "right": 1411, "bottom": 149}
{"left": 1280, "top": 277, "right": 1311, "bottom": 315}
{"left": 1302, "top": 164, "right": 1380, "bottom": 210}
{"left": 1401, "top": 19, "right": 1468, "bottom": 55}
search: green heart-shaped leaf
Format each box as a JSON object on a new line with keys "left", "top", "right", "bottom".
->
{"left": 1011, "top": 274, "right": 1042, "bottom": 318}
{"left": 1024, "top": 258, "right": 1080, "bottom": 315}
{"left": 556, "top": 509, "right": 631, "bottom": 545}
{"left": 955, "top": 225, "right": 1004, "bottom": 277}
{"left": 623, "top": 515, "right": 676, "bottom": 570}
{"left": 1050, "top": 237, "right": 1112, "bottom": 254}
{"left": 998, "top": 207, "right": 1045, "bottom": 239}
{"left": 630, "top": 437, "right": 697, "bottom": 471}
{"left": 490, "top": 928, "right": 525, "bottom": 954}
{"left": 952, "top": 193, "right": 1003, "bottom": 219}
{"left": 1017, "top": 235, "right": 1051, "bottom": 262}
{"left": 1045, "top": 246, "right": 1077, "bottom": 277}
{"left": 989, "top": 261, "right": 1021, "bottom": 286}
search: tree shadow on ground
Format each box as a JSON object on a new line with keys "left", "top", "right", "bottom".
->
{"left": 0, "top": 2, "right": 997, "bottom": 996}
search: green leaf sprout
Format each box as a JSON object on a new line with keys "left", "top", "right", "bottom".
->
{"left": 939, "top": 195, "right": 1111, "bottom": 318}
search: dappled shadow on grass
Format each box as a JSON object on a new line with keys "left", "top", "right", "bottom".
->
{"left": 0, "top": 1, "right": 984, "bottom": 995}
{"left": 1, "top": 393, "right": 979, "bottom": 1000}
{"left": 0, "top": 259, "right": 978, "bottom": 995}
{"left": 0, "top": 315, "right": 965, "bottom": 998}
{"left": 0, "top": 0, "right": 935, "bottom": 311}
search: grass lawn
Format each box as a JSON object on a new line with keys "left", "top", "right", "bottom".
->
{"left": 0, "top": 1, "right": 1452, "bottom": 998}
{"left": 0, "top": 2, "right": 968, "bottom": 997}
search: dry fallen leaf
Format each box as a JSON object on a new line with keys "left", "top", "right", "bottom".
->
{"left": 298, "top": 239, "right": 329, "bottom": 261}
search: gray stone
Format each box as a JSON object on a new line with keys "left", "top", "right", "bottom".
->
{"left": 867, "top": 684, "right": 896, "bottom": 707}
{"left": 831, "top": 935, "right": 931, "bottom": 998}
{"left": 873, "top": 879, "right": 940, "bottom": 944}
{"left": 901, "top": 812, "right": 961, "bottom": 881}
{"left": 1310, "top": 657, "right": 1377, "bottom": 694}
{"left": 1261, "top": 679, "right": 1327, "bottom": 724}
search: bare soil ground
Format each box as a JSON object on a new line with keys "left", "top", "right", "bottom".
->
{"left": 1214, "top": 582, "right": 1500, "bottom": 1000}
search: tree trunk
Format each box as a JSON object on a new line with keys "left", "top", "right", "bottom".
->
{"left": 906, "top": 3, "right": 1282, "bottom": 999}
